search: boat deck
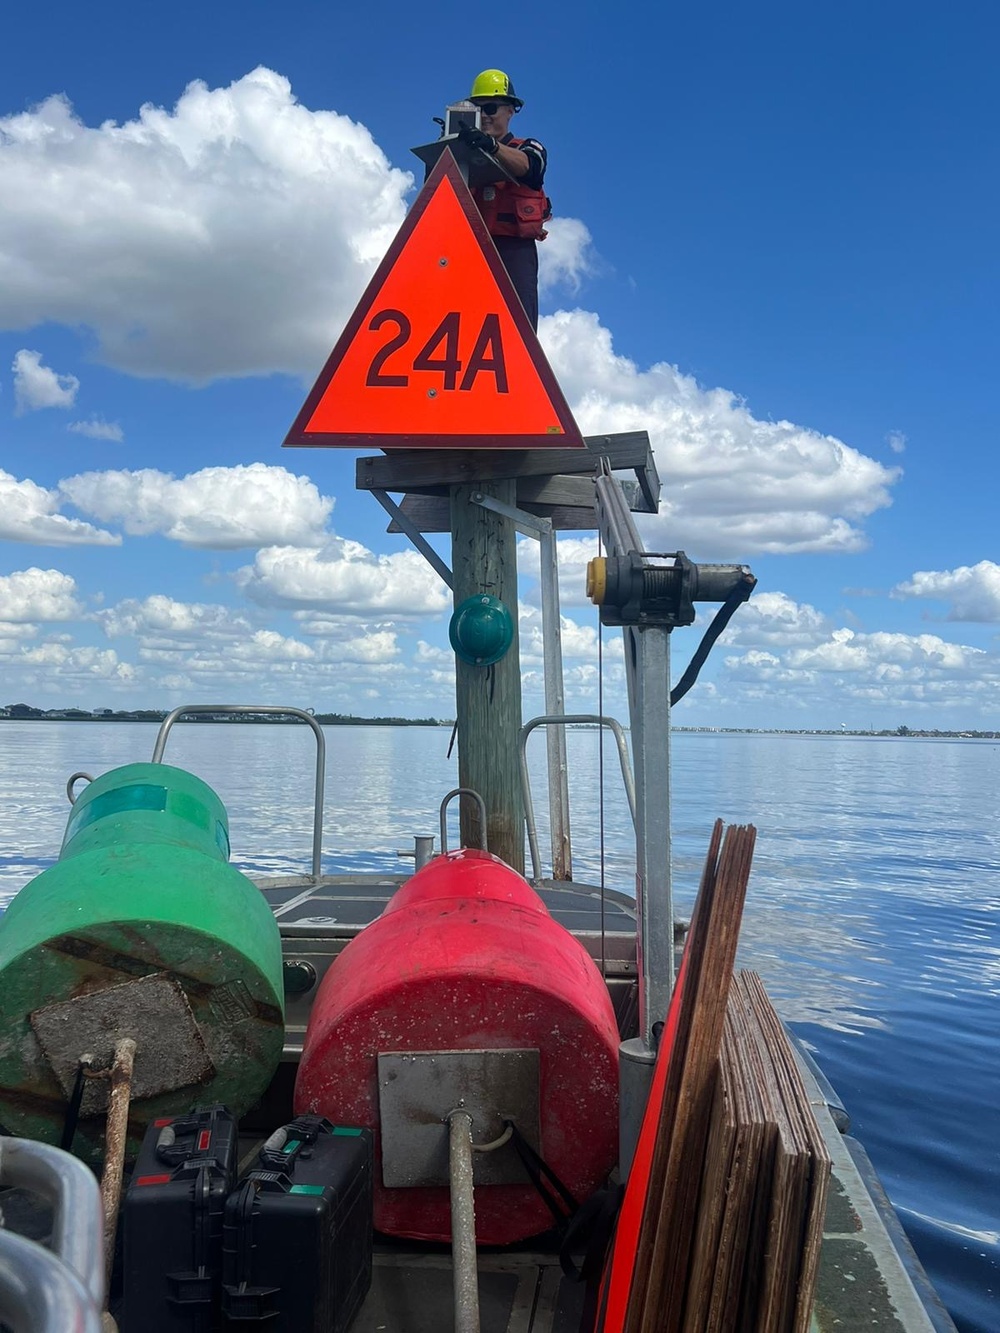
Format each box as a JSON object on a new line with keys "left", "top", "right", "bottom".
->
{"left": 0, "top": 873, "right": 955, "bottom": 1330}
{"left": 230, "top": 1087, "right": 956, "bottom": 1333}
{"left": 256, "top": 873, "right": 956, "bottom": 1333}
{"left": 235, "top": 1085, "right": 958, "bottom": 1333}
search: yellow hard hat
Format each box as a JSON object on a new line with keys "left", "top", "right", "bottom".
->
{"left": 469, "top": 69, "right": 524, "bottom": 111}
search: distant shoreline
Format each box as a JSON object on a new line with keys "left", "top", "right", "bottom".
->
{"left": 0, "top": 712, "right": 995, "bottom": 740}
{"left": 673, "top": 727, "right": 999, "bottom": 740}
{"left": 0, "top": 711, "right": 445, "bottom": 728}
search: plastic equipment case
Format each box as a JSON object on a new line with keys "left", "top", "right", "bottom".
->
{"left": 221, "top": 1115, "right": 373, "bottom": 1332}
{"left": 122, "top": 1104, "right": 239, "bottom": 1332}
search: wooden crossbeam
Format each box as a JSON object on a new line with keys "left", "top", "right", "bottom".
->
{"left": 355, "top": 430, "right": 659, "bottom": 513}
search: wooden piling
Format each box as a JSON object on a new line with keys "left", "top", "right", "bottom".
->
{"left": 450, "top": 479, "right": 524, "bottom": 873}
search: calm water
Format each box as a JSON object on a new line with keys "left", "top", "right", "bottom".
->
{"left": 0, "top": 722, "right": 996, "bottom": 1332}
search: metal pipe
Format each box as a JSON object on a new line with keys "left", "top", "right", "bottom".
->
{"left": 519, "top": 715, "right": 636, "bottom": 885}
{"left": 0, "top": 1136, "right": 106, "bottom": 1311}
{"left": 151, "top": 704, "right": 327, "bottom": 880}
{"left": 100, "top": 1037, "right": 137, "bottom": 1283}
{"left": 618, "top": 1037, "right": 657, "bottom": 1180}
{"left": 594, "top": 467, "right": 675, "bottom": 1049}
{"left": 414, "top": 835, "right": 436, "bottom": 870}
{"left": 628, "top": 623, "right": 674, "bottom": 1045}
{"left": 472, "top": 493, "right": 573, "bottom": 880}
{"left": 447, "top": 1109, "right": 480, "bottom": 1333}
{"left": 0, "top": 1230, "right": 103, "bottom": 1333}
{"left": 537, "top": 522, "right": 572, "bottom": 880}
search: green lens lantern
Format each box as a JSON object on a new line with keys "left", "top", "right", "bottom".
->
{"left": 449, "top": 594, "right": 514, "bottom": 666}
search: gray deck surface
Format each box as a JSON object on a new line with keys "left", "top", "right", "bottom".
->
{"left": 259, "top": 873, "right": 956, "bottom": 1333}
{"left": 358, "top": 1250, "right": 585, "bottom": 1333}
{"left": 264, "top": 872, "right": 639, "bottom": 932}
{"left": 0, "top": 873, "right": 955, "bottom": 1332}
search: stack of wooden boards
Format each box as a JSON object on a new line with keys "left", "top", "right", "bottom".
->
{"left": 684, "top": 970, "right": 831, "bottom": 1332}
{"left": 598, "top": 821, "right": 831, "bottom": 1333}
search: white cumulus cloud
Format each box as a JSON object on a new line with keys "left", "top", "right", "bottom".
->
{"left": 719, "top": 612, "right": 998, "bottom": 718}
{"left": 100, "top": 595, "right": 255, "bottom": 643}
{"left": 0, "top": 69, "right": 413, "bottom": 382}
{"left": 12, "top": 349, "right": 79, "bottom": 412}
{"left": 539, "top": 310, "right": 901, "bottom": 556}
{"left": 539, "top": 218, "right": 596, "bottom": 295}
{"left": 892, "top": 561, "right": 1000, "bottom": 622}
{"left": 716, "top": 590, "right": 831, "bottom": 650}
{"left": 59, "top": 463, "right": 332, "bottom": 548}
{"left": 519, "top": 603, "right": 598, "bottom": 664}
{"left": 414, "top": 640, "right": 453, "bottom": 668}
{"left": 785, "top": 628, "right": 975, "bottom": 675}
{"left": 238, "top": 539, "right": 450, "bottom": 616}
{"left": 0, "top": 568, "right": 82, "bottom": 622}
{"left": 317, "top": 630, "right": 400, "bottom": 663}
{"left": 18, "top": 642, "right": 134, "bottom": 682}
{"left": 0, "top": 468, "right": 120, "bottom": 546}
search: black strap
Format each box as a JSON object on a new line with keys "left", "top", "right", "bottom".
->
{"left": 231, "top": 1180, "right": 257, "bottom": 1285}
{"left": 671, "top": 578, "right": 755, "bottom": 707}
{"left": 504, "top": 1120, "right": 578, "bottom": 1231}
{"left": 191, "top": 1162, "right": 212, "bottom": 1275}
{"left": 505, "top": 1121, "right": 623, "bottom": 1331}
{"left": 60, "top": 1059, "right": 89, "bottom": 1152}
{"left": 560, "top": 1183, "right": 625, "bottom": 1333}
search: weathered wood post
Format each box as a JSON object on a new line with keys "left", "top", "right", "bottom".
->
{"left": 450, "top": 479, "right": 524, "bottom": 873}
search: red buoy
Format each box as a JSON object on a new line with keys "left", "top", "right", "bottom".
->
{"left": 294, "top": 849, "right": 620, "bottom": 1243}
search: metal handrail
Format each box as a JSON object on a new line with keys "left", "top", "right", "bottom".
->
{"left": 519, "top": 715, "right": 636, "bottom": 886}
{"left": 151, "top": 704, "right": 326, "bottom": 880}
{"left": 439, "top": 788, "right": 489, "bottom": 854}
{"left": 0, "top": 1231, "right": 102, "bottom": 1333}
{"left": 0, "top": 1136, "right": 105, "bottom": 1331}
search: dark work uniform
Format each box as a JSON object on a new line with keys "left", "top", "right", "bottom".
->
{"left": 481, "top": 135, "right": 547, "bottom": 331}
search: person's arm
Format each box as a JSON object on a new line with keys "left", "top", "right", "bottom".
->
{"left": 455, "top": 124, "right": 546, "bottom": 188}
{"left": 494, "top": 141, "right": 530, "bottom": 177}
{"left": 497, "top": 137, "right": 546, "bottom": 190}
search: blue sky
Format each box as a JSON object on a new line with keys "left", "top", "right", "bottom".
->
{"left": 1, "top": 0, "right": 998, "bottom": 728}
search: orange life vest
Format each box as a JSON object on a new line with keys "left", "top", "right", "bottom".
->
{"left": 473, "top": 137, "right": 550, "bottom": 241}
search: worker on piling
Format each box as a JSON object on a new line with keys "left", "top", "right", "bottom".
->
{"left": 453, "top": 69, "right": 550, "bottom": 331}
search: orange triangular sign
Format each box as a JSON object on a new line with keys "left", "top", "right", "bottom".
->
{"left": 283, "top": 150, "right": 584, "bottom": 449}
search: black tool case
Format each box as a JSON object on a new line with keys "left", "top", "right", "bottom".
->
{"left": 122, "top": 1104, "right": 238, "bottom": 1332}
{"left": 221, "top": 1115, "right": 373, "bottom": 1331}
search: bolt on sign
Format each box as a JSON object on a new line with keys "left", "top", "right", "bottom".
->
{"left": 283, "top": 150, "right": 584, "bottom": 450}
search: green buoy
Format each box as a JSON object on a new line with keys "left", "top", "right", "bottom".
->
{"left": 0, "top": 762, "right": 284, "bottom": 1158}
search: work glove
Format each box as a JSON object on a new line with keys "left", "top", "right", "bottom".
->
{"left": 455, "top": 121, "right": 499, "bottom": 156}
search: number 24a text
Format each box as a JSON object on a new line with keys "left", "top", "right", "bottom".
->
{"left": 365, "top": 311, "right": 509, "bottom": 393}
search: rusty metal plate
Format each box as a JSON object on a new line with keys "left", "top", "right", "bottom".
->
{"left": 29, "top": 972, "right": 215, "bottom": 1116}
{"left": 378, "top": 1048, "right": 539, "bottom": 1189}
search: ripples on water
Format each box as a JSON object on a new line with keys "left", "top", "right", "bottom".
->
{"left": 0, "top": 723, "right": 996, "bottom": 1331}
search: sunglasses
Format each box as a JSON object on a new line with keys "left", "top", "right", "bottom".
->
{"left": 475, "top": 102, "right": 510, "bottom": 116}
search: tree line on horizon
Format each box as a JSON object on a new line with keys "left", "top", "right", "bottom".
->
{"left": 0, "top": 703, "right": 446, "bottom": 727}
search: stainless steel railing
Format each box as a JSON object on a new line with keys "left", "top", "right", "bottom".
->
{"left": 519, "top": 714, "right": 636, "bottom": 886}
{"left": 0, "top": 1136, "right": 105, "bottom": 1333}
{"left": 151, "top": 703, "right": 327, "bottom": 880}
